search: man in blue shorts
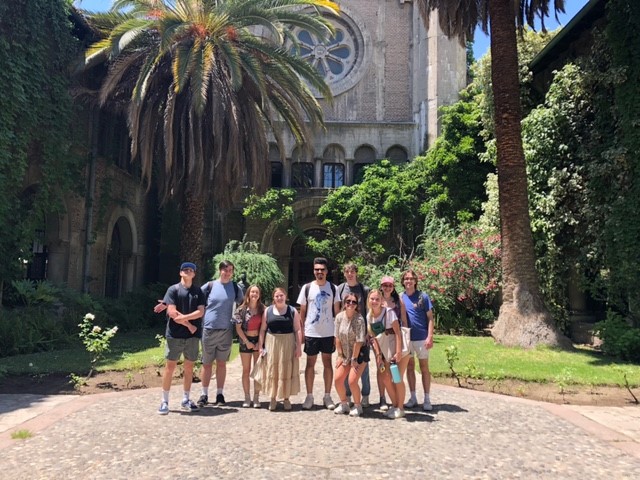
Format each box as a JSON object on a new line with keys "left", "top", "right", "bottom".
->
{"left": 401, "top": 269, "right": 435, "bottom": 411}
{"left": 297, "top": 257, "right": 340, "bottom": 410}
{"left": 198, "top": 260, "right": 244, "bottom": 407}
{"left": 157, "top": 262, "right": 205, "bottom": 415}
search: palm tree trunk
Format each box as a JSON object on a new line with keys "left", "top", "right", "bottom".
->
{"left": 179, "top": 189, "right": 205, "bottom": 281}
{"left": 488, "top": 0, "right": 570, "bottom": 348}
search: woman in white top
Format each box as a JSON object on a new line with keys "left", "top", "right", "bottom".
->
{"left": 367, "top": 288, "right": 410, "bottom": 419}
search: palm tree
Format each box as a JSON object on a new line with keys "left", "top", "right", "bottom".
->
{"left": 81, "top": 0, "right": 338, "bottom": 268}
{"left": 417, "top": 0, "right": 570, "bottom": 348}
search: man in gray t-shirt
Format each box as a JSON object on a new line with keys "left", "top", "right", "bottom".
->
{"left": 197, "top": 260, "right": 244, "bottom": 407}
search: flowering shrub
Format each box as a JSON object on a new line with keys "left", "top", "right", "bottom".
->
{"left": 410, "top": 227, "right": 501, "bottom": 334}
{"left": 78, "top": 313, "right": 118, "bottom": 377}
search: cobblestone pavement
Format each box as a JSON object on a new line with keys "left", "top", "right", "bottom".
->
{"left": 1, "top": 355, "right": 639, "bottom": 479}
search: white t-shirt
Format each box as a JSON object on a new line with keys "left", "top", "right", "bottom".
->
{"left": 297, "top": 282, "right": 337, "bottom": 338}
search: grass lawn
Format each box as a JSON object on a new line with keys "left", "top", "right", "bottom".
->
{"left": 2, "top": 331, "right": 638, "bottom": 388}
{"left": 0, "top": 329, "right": 239, "bottom": 377}
{"left": 427, "top": 335, "right": 640, "bottom": 387}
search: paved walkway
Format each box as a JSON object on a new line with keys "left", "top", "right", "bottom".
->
{"left": 1, "top": 356, "right": 639, "bottom": 479}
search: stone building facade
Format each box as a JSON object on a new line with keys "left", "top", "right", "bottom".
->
{"left": 24, "top": 2, "right": 465, "bottom": 298}
{"left": 224, "top": 1, "right": 467, "bottom": 295}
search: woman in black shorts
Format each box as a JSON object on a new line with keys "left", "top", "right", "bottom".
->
{"left": 233, "top": 285, "right": 265, "bottom": 408}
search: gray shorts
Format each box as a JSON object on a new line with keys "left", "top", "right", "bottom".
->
{"left": 202, "top": 328, "right": 233, "bottom": 364}
{"left": 165, "top": 337, "right": 200, "bottom": 362}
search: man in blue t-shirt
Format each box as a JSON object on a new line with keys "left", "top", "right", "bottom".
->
{"left": 401, "top": 269, "right": 435, "bottom": 411}
{"left": 197, "top": 260, "right": 244, "bottom": 407}
{"left": 156, "top": 262, "right": 205, "bottom": 415}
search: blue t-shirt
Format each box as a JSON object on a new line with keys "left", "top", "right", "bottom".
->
{"left": 202, "top": 280, "right": 244, "bottom": 330}
{"left": 402, "top": 290, "right": 433, "bottom": 341}
{"left": 162, "top": 283, "right": 206, "bottom": 339}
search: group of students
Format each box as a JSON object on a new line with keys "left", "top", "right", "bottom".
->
{"left": 156, "top": 258, "right": 434, "bottom": 420}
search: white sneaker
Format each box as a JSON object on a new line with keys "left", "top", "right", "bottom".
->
{"left": 384, "top": 407, "right": 396, "bottom": 418}
{"left": 334, "top": 402, "right": 349, "bottom": 414}
{"left": 302, "top": 395, "right": 314, "bottom": 410}
{"left": 242, "top": 397, "right": 251, "bottom": 408}
{"left": 423, "top": 398, "right": 433, "bottom": 411}
{"left": 361, "top": 395, "right": 370, "bottom": 408}
{"left": 404, "top": 397, "right": 417, "bottom": 408}
{"left": 349, "top": 405, "right": 363, "bottom": 417}
{"left": 323, "top": 394, "right": 336, "bottom": 410}
{"left": 379, "top": 399, "right": 389, "bottom": 412}
{"left": 393, "top": 408, "right": 405, "bottom": 419}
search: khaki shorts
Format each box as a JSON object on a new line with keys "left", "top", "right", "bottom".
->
{"left": 410, "top": 340, "right": 431, "bottom": 360}
{"left": 202, "top": 328, "right": 233, "bottom": 364}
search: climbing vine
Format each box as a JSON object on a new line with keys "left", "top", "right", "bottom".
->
{"left": 0, "top": 0, "right": 81, "bottom": 287}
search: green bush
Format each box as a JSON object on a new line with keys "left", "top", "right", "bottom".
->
{"left": 594, "top": 312, "right": 640, "bottom": 362}
{"left": 211, "top": 240, "right": 284, "bottom": 299}
{"left": 98, "top": 283, "right": 168, "bottom": 332}
{"left": 410, "top": 225, "right": 501, "bottom": 334}
{"left": 0, "top": 306, "right": 75, "bottom": 357}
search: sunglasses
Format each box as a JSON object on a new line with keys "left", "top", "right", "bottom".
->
{"left": 344, "top": 299, "right": 358, "bottom": 306}
{"left": 314, "top": 268, "right": 326, "bottom": 272}
{"left": 381, "top": 283, "right": 393, "bottom": 288}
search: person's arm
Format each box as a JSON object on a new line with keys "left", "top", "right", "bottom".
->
{"left": 299, "top": 303, "right": 307, "bottom": 343}
{"left": 258, "top": 309, "right": 268, "bottom": 353}
{"left": 293, "top": 308, "right": 303, "bottom": 358}
{"left": 167, "top": 305, "right": 192, "bottom": 334}
{"left": 153, "top": 301, "right": 167, "bottom": 314}
{"left": 391, "top": 318, "right": 402, "bottom": 362}
{"left": 425, "top": 308, "right": 435, "bottom": 349}
{"left": 399, "top": 297, "right": 408, "bottom": 328}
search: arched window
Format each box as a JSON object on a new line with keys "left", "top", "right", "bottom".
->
{"left": 353, "top": 145, "right": 376, "bottom": 184}
{"left": 269, "top": 144, "right": 283, "bottom": 188}
{"left": 385, "top": 145, "right": 409, "bottom": 163}
{"left": 292, "top": 162, "right": 314, "bottom": 188}
{"left": 323, "top": 163, "right": 344, "bottom": 188}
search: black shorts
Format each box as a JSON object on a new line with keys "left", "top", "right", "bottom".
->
{"left": 239, "top": 335, "right": 260, "bottom": 354}
{"left": 304, "top": 336, "right": 336, "bottom": 356}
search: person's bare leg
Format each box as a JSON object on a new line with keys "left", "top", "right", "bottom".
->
{"left": 240, "top": 353, "right": 251, "bottom": 397}
{"left": 305, "top": 355, "right": 317, "bottom": 394}
{"left": 321, "top": 352, "right": 334, "bottom": 394}
{"left": 162, "top": 360, "right": 177, "bottom": 391}
{"left": 182, "top": 360, "right": 194, "bottom": 392}
{"left": 216, "top": 360, "right": 226, "bottom": 390}
{"left": 200, "top": 362, "right": 213, "bottom": 388}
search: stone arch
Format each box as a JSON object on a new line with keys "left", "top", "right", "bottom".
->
{"left": 353, "top": 144, "right": 377, "bottom": 183}
{"left": 385, "top": 145, "right": 409, "bottom": 163}
{"left": 104, "top": 208, "right": 138, "bottom": 298}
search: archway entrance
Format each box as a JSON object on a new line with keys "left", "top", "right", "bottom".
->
{"left": 288, "top": 229, "right": 338, "bottom": 303}
{"left": 105, "top": 217, "right": 134, "bottom": 298}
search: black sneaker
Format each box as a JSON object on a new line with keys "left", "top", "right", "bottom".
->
{"left": 215, "top": 393, "right": 226, "bottom": 406}
{"left": 197, "top": 394, "right": 208, "bottom": 407}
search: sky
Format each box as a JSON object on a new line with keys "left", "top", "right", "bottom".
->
{"left": 74, "top": 0, "right": 590, "bottom": 59}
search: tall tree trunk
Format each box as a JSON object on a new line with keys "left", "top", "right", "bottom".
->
{"left": 179, "top": 189, "right": 205, "bottom": 282}
{"left": 488, "top": 0, "right": 571, "bottom": 348}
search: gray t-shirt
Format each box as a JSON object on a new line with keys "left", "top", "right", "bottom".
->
{"left": 202, "top": 280, "right": 244, "bottom": 330}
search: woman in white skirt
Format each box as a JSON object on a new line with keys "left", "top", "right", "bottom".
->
{"left": 257, "top": 287, "right": 302, "bottom": 411}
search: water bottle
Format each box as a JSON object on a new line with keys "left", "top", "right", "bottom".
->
{"left": 390, "top": 363, "right": 401, "bottom": 384}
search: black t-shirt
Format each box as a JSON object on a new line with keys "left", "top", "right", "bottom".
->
{"left": 162, "top": 283, "right": 206, "bottom": 339}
